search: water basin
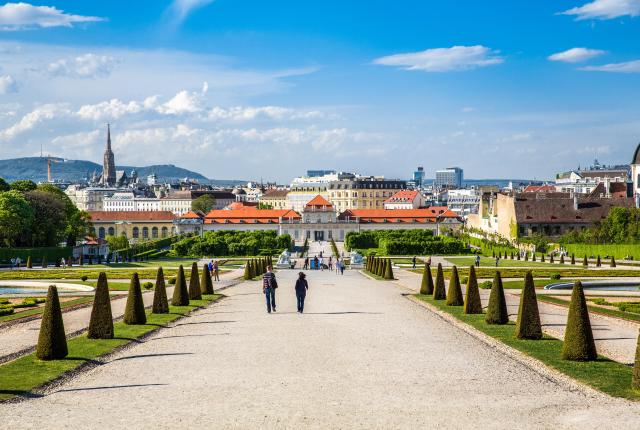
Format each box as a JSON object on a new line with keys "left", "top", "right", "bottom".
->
{"left": 544, "top": 281, "right": 640, "bottom": 292}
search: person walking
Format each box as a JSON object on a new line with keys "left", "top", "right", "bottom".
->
{"left": 339, "top": 259, "right": 345, "bottom": 275}
{"left": 213, "top": 260, "right": 220, "bottom": 281}
{"left": 320, "top": 256, "right": 324, "bottom": 271}
{"left": 303, "top": 257, "right": 309, "bottom": 270}
{"left": 295, "top": 272, "right": 309, "bottom": 313}
{"left": 412, "top": 256, "right": 417, "bottom": 269}
{"left": 495, "top": 256, "right": 500, "bottom": 267}
{"left": 262, "top": 265, "right": 278, "bottom": 313}
{"left": 208, "top": 260, "right": 214, "bottom": 273}
{"left": 475, "top": 255, "right": 480, "bottom": 267}
{"left": 61, "top": 257, "right": 66, "bottom": 269}
{"left": 313, "top": 255, "right": 319, "bottom": 270}
{"left": 328, "top": 256, "right": 333, "bottom": 271}
{"left": 335, "top": 257, "right": 340, "bottom": 274}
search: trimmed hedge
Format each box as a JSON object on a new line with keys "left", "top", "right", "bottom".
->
{"left": 346, "top": 229, "right": 464, "bottom": 255}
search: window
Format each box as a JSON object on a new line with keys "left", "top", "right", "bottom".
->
{"left": 161, "top": 227, "right": 168, "bottom": 237}
{"left": 98, "top": 227, "right": 105, "bottom": 239}
{"left": 152, "top": 227, "right": 158, "bottom": 238}
{"left": 108, "top": 227, "right": 115, "bottom": 236}
{"left": 133, "top": 227, "right": 139, "bottom": 238}
{"left": 142, "top": 227, "right": 149, "bottom": 238}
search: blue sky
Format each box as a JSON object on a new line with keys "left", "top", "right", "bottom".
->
{"left": 0, "top": 0, "right": 639, "bottom": 182}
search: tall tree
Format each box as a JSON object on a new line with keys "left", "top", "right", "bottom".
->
{"left": 191, "top": 195, "right": 216, "bottom": 214}
{"left": 24, "top": 190, "right": 67, "bottom": 246}
{"left": 10, "top": 179, "right": 37, "bottom": 193}
{"left": 0, "top": 191, "right": 34, "bottom": 246}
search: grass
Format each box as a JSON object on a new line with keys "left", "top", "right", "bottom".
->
{"left": 564, "top": 244, "right": 640, "bottom": 261}
{"left": 0, "top": 297, "right": 96, "bottom": 324}
{"left": 445, "top": 256, "right": 560, "bottom": 268}
{"left": 0, "top": 294, "right": 222, "bottom": 402}
{"left": 361, "top": 270, "right": 385, "bottom": 280}
{"left": 411, "top": 267, "right": 640, "bottom": 279}
{"left": 414, "top": 294, "right": 639, "bottom": 400}
{"left": 501, "top": 279, "right": 573, "bottom": 290}
{"left": 537, "top": 295, "right": 640, "bottom": 324}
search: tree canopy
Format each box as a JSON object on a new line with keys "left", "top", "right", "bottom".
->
{"left": 191, "top": 195, "right": 216, "bottom": 214}
{"left": 561, "top": 207, "right": 640, "bottom": 244}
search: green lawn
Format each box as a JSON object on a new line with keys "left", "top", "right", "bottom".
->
{"left": 0, "top": 294, "right": 222, "bottom": 402}
{"left": 537, "top": 295, "right": 640, "bottom": 324}
{"left": 500, "top": 279, "right": 572, "bottom": 289}
{"left": 414, "top": 294, "right": 639, "bottom": 400}
{"left": 446, "top": 256, "right": 571, "bottom": 268}
{"left": 0, "top": 297, "right": 96, "bottom": 324}
{"left": 411, "top": 267, "right": 640, "bottom": 279}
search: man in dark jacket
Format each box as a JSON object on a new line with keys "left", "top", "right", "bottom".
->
{"left": 295, "top": 272, "right": 308, "bottom": 313}
{"left": 263, "top": 265, "right": 278, "bottom": 313}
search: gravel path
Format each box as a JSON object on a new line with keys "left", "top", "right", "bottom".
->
{"left": 2, "top": 269, "right": 640, "bottom": 428}
{"left": 0, "top": 270, "right": 242, "bottom": 363}
{"left": 394, "top": 268, "right": 640, "bottom": 364}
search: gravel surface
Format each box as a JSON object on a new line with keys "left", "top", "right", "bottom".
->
{"left": 1, "top": 269, "right": 640, "bottom": 429}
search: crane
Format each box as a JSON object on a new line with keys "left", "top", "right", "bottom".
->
{"left": 47, "top": 156, "right": 61, "bottom": 183}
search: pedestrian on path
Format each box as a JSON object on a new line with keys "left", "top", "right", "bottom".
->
{"left": 303, "top": 257, "right": 309, "bottom": 270}
{"left": 313, "top": 255, "right": 319, "bottom": 270}
{"left": 295, "top": 272, "right": 309, "bottom": 313}
{"left": 475, "top": 255, "right": 480, "bottom": 267}
{"left": 412, "top": 256, "right": 417, "bottom": 269}
{"left": 213, "top": 260, "right": 220, "bottom": 281}
{"left": 328, "top": 256, "right": 333, "bottom": 270}
{"left": 335, "top": 257, "right": 340, "bottom": 273}
{"left": 320, "top": 256, "right": 324, "bottom": 271}
{"left": 339, "top": 259, "right": 345, "bottom": 275}
{"left": 495, "top": 256, "right": 500, "bottom": 267}
{"left": 262, "top": 265, "right": 278, "bottom": 313}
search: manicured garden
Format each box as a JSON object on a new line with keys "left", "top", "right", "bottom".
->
{"left": 346, "top": 230, "right": 465, "bottom": 256}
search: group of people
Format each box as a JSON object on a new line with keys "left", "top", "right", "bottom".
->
{"left": 302, "top": 255, "right": 346, "bottom": 274}
{"left": 207, "top": 260, "right": 221, "bottom": 281}
{"left": 262, "top": 265, "right": 309, "bottom": 314}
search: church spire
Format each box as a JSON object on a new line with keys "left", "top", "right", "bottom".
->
{"left": 102, "top": 123, "right": 116, "bottom": 187}
{"left": 107, "top": 123, "right": 111, "bottom": 151}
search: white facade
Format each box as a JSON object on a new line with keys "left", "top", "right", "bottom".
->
{"left": 435, "top": 167, "right": 463, "bottom": 188}
{"left": 446, "top": 189, "right": 480, "bottom": 216}
{"left": 555, "top": 169, "right": 628, "bottom": 195}
{"left": 103, "top": 192, "right": 162, "bottom": 212}
{"left": 65, "top": 186, "right": 120, "bottom": 211}
{"left": 159, "top": 198, "right": 192, "bottom": 215}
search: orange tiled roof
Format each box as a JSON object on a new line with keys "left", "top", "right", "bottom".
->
{"left": 89, "top": 211, "right": 176, "bottom": 222}
{"left": 523, "top": 185, "right": 556, "bottom": 193}
{"left": 338, "top": 208, "right": 460, "bottom": 223}
{"left": 225, "top": 201, "right": 259, "bottom": 210}
{"left": 305, "top": 195, "right": 333, "bottom": 208}
{"left": 385, "top": 190, "right": 419, "bottom": 203}
{"left": 204, "top": 208, "right": 301, "bottom": 224}
{"left": 180, "top": 211, "right": 204, "bottom": 219}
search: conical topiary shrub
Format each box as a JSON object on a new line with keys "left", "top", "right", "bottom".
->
{"left": 596, "top": 255, "right": 601, "bottom": 267}
{"left": 517, "top": 253, "right": 521, "bottom": 261}
{"left": 463, "top": 266, "right": 482, "bottom": 314}
{"left": 433, "top": 263, "right": 446, "bottom": 300}
{"left": 172, "top": 265, "right": 189, "bottom": 306}
{"left": 560, "top": 254, "right": 565, "bottom": 264}
{"left": 561, "top": 281, "right": 597, "bottom": 361}
{"left": 26, "top": 256, "right": 32, "bottom": 269}
{"left": 55, "top": 258, "right": 60, "bottom": 267}
{"left": 514, "top": 272, "right": 542, "bottom": 339}
{"left": 541, "top": 254, "right": 545, "bottom": 263}
{"left": 243, "top": 261, "right": 251, "bottom": 280}
{"left": 583, "top": 255, "right": 588, "bottom": 267}
{"left": 378, "top": 258, "right": 386, "bottom": 277}
{"left": 36, "top": 285, "right": 68, "bottom": 360}
{"left": 446, "top": 266, "right": 464, "bottom": 306}
{"left": 485, "top": 271, "right": 508, "bottom": 324}
{"left": 152, "top": 266, "right": 169, "bottom": 314}
{"left": 41, "top": 257, "right": 47, "bottom": 268}
{"left": 124, "top": 273, "right": 146, "bottom": 325}
{"left": 87, "top": 272, "right": 113, "bottom": 339}
{"left": 420, "top": 263, "right": 434, "bottom": 295}
{"left": 532, "top": 253, "right": 536, "bottom": 262}
{"left": 524, "top": 253, "right": 529, "bottom": 262}
{"left": 201, "top": 264, "right": 214, "bottom": 295}
{"left": 611, "top": 256, "right": 616, "bottom": 268}
{"left": 632, "top": 330, "right": 640, "bottom": 389}
{"left": 571, "top": 254, "right": 575, "bottom": 265}
{"left": 384, "top": 259, "right": 394, "bottom": 280}
{"left": 188, "top": 262, "right": 202, "bottom": 300}
{"left": 550, "top": 255, "right": 554, "bottom": 264}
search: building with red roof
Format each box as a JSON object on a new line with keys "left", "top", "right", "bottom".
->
{"left": 384, "top": 190, "right": 426, "bottom": 209}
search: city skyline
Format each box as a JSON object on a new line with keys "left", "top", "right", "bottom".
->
{"left": 0, "top": 1, "right": 638, "bottom": 182}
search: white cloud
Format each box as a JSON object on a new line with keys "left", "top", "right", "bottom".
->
{"left": 47, "top": 53, "right": 118, "bottom": 79}
{"left": 0, "top": 103, "right": 69, "bottom": 140}
{"left": 580, "top": 59, "right": 640, "bottom": 72}
{"left": 373, "top": 45, "right": 503, "bottom": 72}
{"left": 165, "top": 0, "right": 215, "bottom": 27}
{"left": 0, "top": 2, "right": 104, "bottom": 30}
{"left": 548, "top": 47, "right": 607, "bottom": 63}
{"left": 76, "top": 97, "right": 157, "bottom": 121}
{"left": 157, "top": 90, "right": 204, "bottom": 115}
{"left": 560, "top": 0, "right": 640, "bottom": 20}
{"left": 0, "top": 75, "right": 18, "bottom": 94}
{"left": 208, "top": 106, "right": 325, "bottom": 122}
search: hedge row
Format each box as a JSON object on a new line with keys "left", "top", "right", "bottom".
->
{"left": 564, "top": 244, "right": 640, "bottom": 260}
{"left": 0, "top": 247, "right": 72, "bottom": 263}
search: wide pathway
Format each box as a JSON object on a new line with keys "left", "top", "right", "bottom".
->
{"left": 0, "top": 269, "right": 242, "bottom": 363}
{"left": 394, "top": 267, "right": 640, "bottom": 364}
{"left": 2, "top": 269, "right": 640, "bottom": 428}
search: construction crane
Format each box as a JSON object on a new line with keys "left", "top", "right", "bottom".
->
{"left": 47, "top": 156, "right": 61, "bottom": 183}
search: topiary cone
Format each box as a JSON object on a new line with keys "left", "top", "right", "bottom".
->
{"left": 560, "top": 254, "right": 564, "bottom": 264}
{"left": 124, "top": 273, "right": 146, "bottom": 325}
{"left": 532, "top": 253, "right": 536, "bottom": 262}
{"left": 541, "top": 254, "right": 545, "bottom": 263}
{"left": 561, "top": 281, "right": 597, "bottom": 361}
{"left": 524, "top": 253, "right": 529, "bottom": 262}
{"left": 550, "top": 255, "right": 554, "bottom": 264}
{"left": 515, "top": 272, "right": 542, "bottom": 339}
{"left": 42, "top": 257, "right": 47, "bottom": 268}
{"left": 172, "top": 265, "right": 189, "bottom": 306}
{"left": 571, "top": 254, "right": 575, "bottom": 265}
{"left": 463, "top": 266, "right": 482, "bottom": 314}
{"left": 583, "top": 255, "right": 588, "bottom": 267}
{"left": 152, "top": 267, "right": 169, "bottom": 314}
{"left": 596, "top": 255, "right": 601, "bottom": 267}
{"left": 188, "top": 262, "right": 202, "bottom": 300}
{"left": 632, "top": 329, "right": 640, "bottom": 389}
{"left": 87, "top": 272, "right": 114, "bottom": 339}
{"left": 201, "top": 264, "right": 214, "bottom": 295}
{"left": 420, "top": 263, "right": 434, "bottom": 295}
{"left": 517, "top": 253, "right": 521, "bottom": 261}
{"left": 26, "top": 256, "right": 32, "bottom": 268}
{"left": 611, "top": 257, "right": 616, "bottom": 268}
{"left": 243, "top": 261, "right": 251, "bottom": 280}
{"left": 485, "top": 271, "right": 509, "bottom": 324}
{"left": 446, "top": 266, "right": 464, "bottom": 306}
{"left": 378, "top": 258, "right": 386, "bottom": 277}
{"left": 36, "top": 285, "right": 68, "bottom": 360}
{"left": 433, "top": 263, "right": 446, "bottom": 300}
{"left": 384, "top": 259, "right": 394, "bottom": 280}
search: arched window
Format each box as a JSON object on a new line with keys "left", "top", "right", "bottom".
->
{"left": 98, "top": 227, "right": 105, "bottom": 239}
{"left": 142, "top": 227, "right": 149, "bottom": 238}
{"left": 133, "top": 227, "right": 139, "bottom": 238}
{"left": 161, "top": 227, "right": 168, "bottom": 237}
{"left": 108, "top": 227, "right": 115, "bottom": 236}
{"left": 152, "top": 227, "right": 158, "bottom": 238}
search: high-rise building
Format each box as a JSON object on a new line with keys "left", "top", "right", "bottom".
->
{"left": 306, "top": 169, "right": 336, "bottom": 178}
{"left": 102, "top": 124, "right": 116, "bottom": 187}
{"left": 435, "top": 167, "right": 463, "bottom": 189}
{"left": 413, "top": 166, "right": 425, "bottom": 187}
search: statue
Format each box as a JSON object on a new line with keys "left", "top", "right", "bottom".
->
{"left": 276, "top": 250, "right": 291, "bottom": 269}
{"left": 350, "top": 251, "right": 364, "bottom": 268}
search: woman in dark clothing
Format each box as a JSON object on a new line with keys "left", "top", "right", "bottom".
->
{"left": 295, "top": 272, "right": 309, "bottom": 313}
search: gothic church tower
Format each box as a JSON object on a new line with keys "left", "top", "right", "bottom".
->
{"left": 102, "top": 124, "right": 116, "bottom": 187}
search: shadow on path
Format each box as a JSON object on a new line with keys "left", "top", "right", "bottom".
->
{"left": 151, "top": 333, "right": 230, "bottom": 341}
{"left": 111, "top": 352, "right": 193, "bottom": 362}
{"left": 172, "top": 320, "right": 236, "bottom": 327}
{"left": 54, "top": 383, "right": 168, "bottom": 393}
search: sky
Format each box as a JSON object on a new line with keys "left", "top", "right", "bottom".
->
{"left": 0, "top": 0, "right": 639, "bottom": 182}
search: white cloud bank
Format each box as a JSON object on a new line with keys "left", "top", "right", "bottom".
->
{"left": 47, "top": 53, "right": 118, "bottom": 79}
{"left": 560, "top": 0, "right": 640, "bottom": 20}
{"left": 0, "top": 2, "right": 104, "bottom": 30}
{"left": 373, "top": 45, "right": 503, "bottom": 72}
{"left": 580, "top": 59, "right": 640, "bottom": 72}
{"left": 548, "top": 47, "right": 607, "bottom": 63}
{"left": 0, "top": 75, "right": 18, "bottom": 94}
